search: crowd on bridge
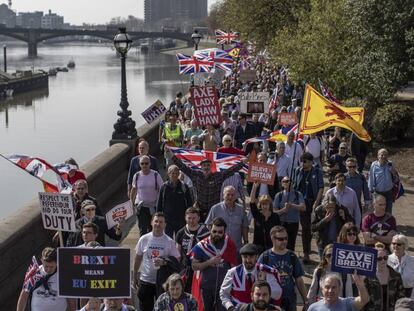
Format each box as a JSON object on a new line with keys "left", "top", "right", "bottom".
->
{"left": 16, "top": 44, "right": 414, "bottom": 311}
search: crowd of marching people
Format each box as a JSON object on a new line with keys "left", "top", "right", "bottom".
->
{"left": 17, "top": 48, "right": 414, "bottom": 311}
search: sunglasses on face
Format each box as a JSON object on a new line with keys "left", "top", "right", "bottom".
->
{"left": 377, "top": 256, "right": 388, "bottom": 261}
{"left": 347, "top": 232, "right": 357, "bottom": 236}
{"left": 140, "top": 162, "right": 150, "bottom": 165}
{"left": 392, "top": 242, "right": 403, "bottom": 246}
{"left": 273, "top": 237, "right": 288, "bottom": 241}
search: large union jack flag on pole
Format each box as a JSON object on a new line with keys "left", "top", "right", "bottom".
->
{"left": 169, "top": 147, "right": 248, "bottom": 173}
{"left": 176, "top": 53, "right": 214, "bottom": 75}
{"left": 194, "top": 48, "right": 233, "bottom": 72}
{"left": 215, "top": 29, "right": 240, "bottom": 45}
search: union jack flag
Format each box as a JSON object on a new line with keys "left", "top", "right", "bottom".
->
{"left": 1, "top": 154, "right": 72, "bottom": 193}
{"left": 169, "top": 147, "right": 248, "bottom": 173}
{"left": 215, "top": 29, "right": 240, "bottom": 45}
{"left": 318, "top": 79, "right": 343, "bottom": 105}
{"left": 23, "top": 256, "right": 42, "bottom": 292}
{"left": 194, "top": 49, "right": 233, "bottom": 72}
{"left": 268, "top": 86, "right": 280, "bottom": 113}
{"left": 176, "top": 53, "right": 214, "bottom": 75}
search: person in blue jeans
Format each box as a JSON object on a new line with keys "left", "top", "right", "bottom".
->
{"left": 257, "top": 226, "right": 308, "bottom": 311}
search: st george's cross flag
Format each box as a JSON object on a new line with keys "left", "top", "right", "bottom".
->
{"left": 194, "top": 48, "right": 234, "bottom": 72}
{"left": 176, "top": 53, "right": 214, "bottom": 75}
{"left": 215, "top": 29, "right": 240, "bottom": 45}
{"left": 1, "top": 154, "right": 72, "bottom": 193}
{"left": 168, "top": 147, "right": 248, "bottom": 173}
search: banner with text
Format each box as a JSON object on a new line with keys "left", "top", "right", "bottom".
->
{"left": 38, "top": 192, "right": 76, "bottom": 232}
{"left": 240, "top": 92, "right": 270, "bottom": 114}
{"left": 141, "top": 100, "right": 166, "bottom": 124}
{"left": 105, "top": 201, "right": 134, "bottom": 229}
{"left": 247, "top": 162, "right": 276, "bottom": 185}
{"left": 191, "top": 86, "right": 221, "bottom": 126}
{"left": 58, "top": 247, "right": 131, "bottom": 298}
{"left": 279, "top": 113, "right": 298, "bottom": 126}
{"left": 332, "top": 243, "right": 377, "bottom": 277}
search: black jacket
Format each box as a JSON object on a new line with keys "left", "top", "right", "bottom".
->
{"left": 311, "top": 204, "right": 353, "bottom": 247}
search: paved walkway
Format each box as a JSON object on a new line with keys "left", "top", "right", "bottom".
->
{"left": 120, "top": 180, "right": 414, "bottom": 310}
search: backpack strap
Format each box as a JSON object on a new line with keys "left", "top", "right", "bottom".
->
{"left": 288, "top": 251, "right": 297, "bottom": 277}
{"left": 263, "top": 249, "right": 270, "bottom": 266}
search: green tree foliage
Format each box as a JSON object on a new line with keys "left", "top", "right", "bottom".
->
{"left": 372, "top": 104, "right": 414, "bottom": 141}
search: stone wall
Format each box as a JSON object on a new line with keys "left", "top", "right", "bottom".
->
{"left": 0, "top": 119, "right": 161, "bottom": 308}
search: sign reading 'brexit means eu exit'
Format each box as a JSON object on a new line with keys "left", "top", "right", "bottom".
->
{"left": 331, "top": 243, "right": 378, "bottom": 277}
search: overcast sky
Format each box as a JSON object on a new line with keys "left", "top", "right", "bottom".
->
{"left": 11, "top": 0, "right": 219, "bottom": 25}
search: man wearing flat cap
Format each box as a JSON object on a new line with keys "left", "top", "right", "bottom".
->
{"left": 220, "top": 243, "right": 282, "bottom": 311}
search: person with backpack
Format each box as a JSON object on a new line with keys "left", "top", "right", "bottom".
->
{"left": 361, "top": 194, "right": 397, "bottom": 248}
{"left": 345, "top": 157, "right": 371, "bottom": 214}
{"left": 273, "top": 176, "right": 305, "bottom": 252}
{"left": 257, "top": 226, "right": 308, "bottom": 311}
{"left": 156, "top": 165, "right": 193, "bottom": 238}
{"left": 16, "top": 247, "right": 76, "bottom": 311}
{"left": 130, "top": 155, "right": 164, "bottom": 236}
{"left": 303, "top": 133, "right": 325, "bottom": 168}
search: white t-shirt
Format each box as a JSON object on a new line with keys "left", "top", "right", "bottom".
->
{"left": 30, "top": 266, "right": 67, "bottom": 311}
{"left": 305, "top": 136, "right": 325, "bottom": 159}
{"left": 135, "top": 232, "right": 180, "bottom": 284}
{"left": 132, "top": 170, "right": 163, "bottom": 205}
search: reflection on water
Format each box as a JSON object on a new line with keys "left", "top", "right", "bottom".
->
{"left": 0, "top": 44, "right": 190, "bottom": 218}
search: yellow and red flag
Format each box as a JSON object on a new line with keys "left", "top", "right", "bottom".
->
{"left": 300, "top": 84, "right": 371, "bottom": 142}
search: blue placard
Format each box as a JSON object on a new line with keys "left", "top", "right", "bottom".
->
{"left": 331, "top": 243, "right": 378, "bottom": 277}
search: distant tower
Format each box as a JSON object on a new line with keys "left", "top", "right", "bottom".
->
{"left": 8, "top": 0, "right": 12, "bottom": 8}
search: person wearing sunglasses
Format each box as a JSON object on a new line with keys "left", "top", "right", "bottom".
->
{"left": 344, "top": 157, "right": 371, "bottom": 214}
{"left": 362, "top": 242, "right": 406, "bottom": 311}
{"left": 306, "top": 244, "right": 335, "bottom": 305}
{"left": 388, "top": 234, "right": 414, "bottom": 299}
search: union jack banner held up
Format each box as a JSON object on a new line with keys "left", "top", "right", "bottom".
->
{"left": 176, "top": 53, "right": 214, "bottom": 75}
{"left": 215, "top": 29, "right": 240, "bottom": 45}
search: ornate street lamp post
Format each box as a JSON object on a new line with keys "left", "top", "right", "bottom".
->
{"left": 191, "top": 30, "right": 202, "bottom": 51}
{"left": 112, "top": 27, "right": 137, "bottom": 139}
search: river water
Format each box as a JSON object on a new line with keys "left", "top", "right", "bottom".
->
{"left": 0, "top": 44, "right": 189, "bottom": 218}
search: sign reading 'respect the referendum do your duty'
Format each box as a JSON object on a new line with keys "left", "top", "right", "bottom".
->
{"left": 38, "top": 192, "right": 76, "bottom": 232}
{"left": 332, "top": 243, "right": 378, "bottom": 277}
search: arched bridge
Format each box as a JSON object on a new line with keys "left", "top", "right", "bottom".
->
{"left": 0, "top": 27, "right": 193, "bottom": 57}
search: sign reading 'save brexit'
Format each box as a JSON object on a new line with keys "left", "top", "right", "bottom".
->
{"left": 38, "top": 192, "right": 76, "bottom": 232}
{"left": 191, "top": 86, "right": 221, "bottom": 126}
{"left": 332, "top": 243, "right": 377, "bottom": 277}
{"left": 58, "top": 248, "right": 130, "bottom": 298}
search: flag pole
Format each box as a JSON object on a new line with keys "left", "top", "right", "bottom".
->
{"left": 287, "top": 83, "right": 307, "bottom": 194}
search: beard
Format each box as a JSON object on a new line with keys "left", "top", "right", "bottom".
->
{"left": 211, "top": 235, "right": 224, "bottom": 244}
{"left": 252, "top": 300, "right": 268, "bottom": 310}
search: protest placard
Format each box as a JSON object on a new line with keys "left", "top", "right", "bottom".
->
{"left": 279, "top": 112, "right": 298, "bottom": 126}
{"left": 247, "top": 162, "right": 276, "bottom": 185}
{"left": 58, "top": 247, "right": 131, "bottom": 298}
{"left": 239, "top": 92, "right": 270, "bottom": 114}
{"left": 141, "top": 100, "right": 166, "bottom": 124}
{"left": 191, "top": 85, "right": 221, "bottom": 126}
{"left": 332, "top": 243, "right": 377, "bottom": 277}
{"left": 239, "top": 69, "right": 256, "bottom": 83}
{"left": 105, "top": 201, "right": 134, "bottom": 229}
{"left": 38, "top": 192, "right": 76, "bottom": 232}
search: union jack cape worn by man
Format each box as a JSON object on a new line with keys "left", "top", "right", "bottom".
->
{"left": 190, "top": 235, "right": 237, "bottom": 311}
{"left": 169, "top": 147, "right": 248, "bottom": 173}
